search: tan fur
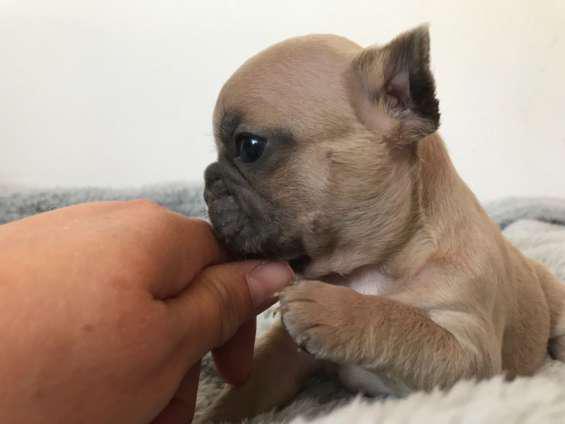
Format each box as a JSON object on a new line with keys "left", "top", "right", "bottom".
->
{"left": 200, "top": 322, "right": 319, "bottom": 422}
{"left": 202, "top": 26, "right": 565, "bottom": 422}
{"left": 280, "top": 281, "right": 486, "bottom": 391}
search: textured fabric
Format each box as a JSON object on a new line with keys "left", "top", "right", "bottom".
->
{"left": 0, "top": 182, "right": 207, "bottom": 224}
{"left": 1, "top": 185, "right": 564, "bottom": 423}
{"left": 485, "top": 197, "right": 565, "bottom": 229}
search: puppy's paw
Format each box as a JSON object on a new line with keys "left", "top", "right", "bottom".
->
{"left": 279, "top": 281, "right": 363, "bottom": 362}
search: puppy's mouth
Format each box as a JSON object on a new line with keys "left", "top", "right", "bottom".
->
{"left": 204, "top": 161, "right": 306, "bottom": 267}
{"left": 288, "top": 255, "right": 311, "bottom": 273}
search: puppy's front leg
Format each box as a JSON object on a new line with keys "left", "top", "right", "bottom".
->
{"left": 539, "top": 265, "right": 565, "bottom": 361}
{"left": 199, "top": 321, "right": 319, "bottom": 423}
{"left": 280, "top": 281, "right": 497, "bottom": 392}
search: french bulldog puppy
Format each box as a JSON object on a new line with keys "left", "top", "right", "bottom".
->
{"left": 202, "top": 25, "right": 565, "bottom": 422}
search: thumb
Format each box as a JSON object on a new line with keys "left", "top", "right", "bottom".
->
{"left": 167, "top": 261, "right": 293, "bottom": 362}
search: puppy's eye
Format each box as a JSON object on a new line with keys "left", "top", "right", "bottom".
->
{"left": 235, "top": 133, "right": 267, "bottom": 163}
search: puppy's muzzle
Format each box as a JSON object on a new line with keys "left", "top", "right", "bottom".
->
{"left": 204, "top": 162, "right": 307, "bottom": 264}
{"left": 204, "top": 162, "right": 248, "bottom": 244}
{"left": 204, "top": 161, "right": 279, "bottom": 258}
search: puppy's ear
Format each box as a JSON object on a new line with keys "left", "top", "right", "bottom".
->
{"left": 351, "top": 25, "right": 440, "bottom": 145}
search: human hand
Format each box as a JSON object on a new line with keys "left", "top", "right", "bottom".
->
{"left": 0, "top": 200, "right": 293, "bottom": 423}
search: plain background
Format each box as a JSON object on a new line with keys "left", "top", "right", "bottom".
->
{"left": 1, "top": 0, "right": 564, "bottom": 202}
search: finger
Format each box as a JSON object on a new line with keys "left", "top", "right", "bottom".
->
{"left": 6, "top": 200, "right": 227, "bottom": 300}
{"left": 167, "top": 261, "right": 293, "bottom": 367}
{"left": 148, "top": 216, "right": 228, "bottom": 299}
{"left": 151, "top": 360, "right": 201, "bottom": 424}
{"left": 212, "top": 318, "right": 256, "bottom": 386}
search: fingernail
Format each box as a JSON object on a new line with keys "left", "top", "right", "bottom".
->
{"left": 246, "top": 262, "right": 294, "bottom": 308}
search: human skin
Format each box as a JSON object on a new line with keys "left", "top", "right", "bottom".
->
{"left": 0, "top": 200, "right": 293, "bottom": 423}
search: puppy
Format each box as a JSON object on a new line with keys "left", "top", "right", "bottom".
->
{"left": 202, "top": 25, "right": 565, "bottom": 421}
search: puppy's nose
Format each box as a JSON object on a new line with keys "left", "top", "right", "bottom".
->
{"left": 204, "top": 162, "right": 228, "bottom": 205}
{"left": 204, "top": 161, "right": 222, "bottom": 186}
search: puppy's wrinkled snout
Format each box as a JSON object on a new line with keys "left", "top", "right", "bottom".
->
{"left": 204, "top": 177, "right": 227, "bottom": 205}
{"left": 204, "top": 162, "right": 250, "bottom": 251}
{"left": 203, "top": 161, "right": 297, "bottom": 260}
{"left": 203, "top": 162, "right": 227, "bottom": 203}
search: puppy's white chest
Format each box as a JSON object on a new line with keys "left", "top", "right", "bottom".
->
{"left": 338, "top": 266, "right": 399, "bottom": 395}
{"left": 343, "top": 266, "right": 393, "bottom": 296}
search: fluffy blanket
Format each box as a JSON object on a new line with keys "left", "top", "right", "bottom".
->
{"left": 1, "top": 184, "right": 564, "bottom": 423}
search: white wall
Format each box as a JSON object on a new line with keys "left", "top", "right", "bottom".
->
{"left": 1, "top": 0, "right": 564, "bottom": 201}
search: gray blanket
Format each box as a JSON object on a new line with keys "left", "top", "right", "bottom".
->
{"left": 3, "top": 184, "right": 565, "bottom": 229}
{"left": 2, "top": 184, "right": 564, "bottom": 423}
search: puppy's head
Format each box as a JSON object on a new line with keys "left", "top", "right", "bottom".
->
{"left": 204, "top": 26, "right": 439, "bottom": 276}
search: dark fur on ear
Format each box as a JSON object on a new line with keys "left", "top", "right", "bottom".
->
{"left": 351, "top": 25, "right": 440, "bottom": 143}
{"left": 385, "top": 25, "right": 439, "bottom": 127}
